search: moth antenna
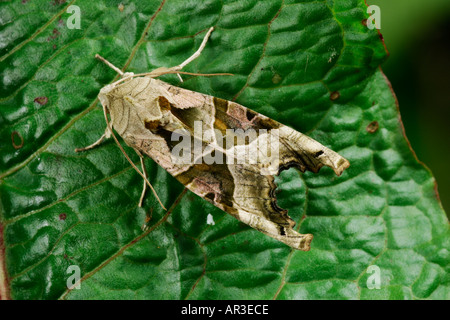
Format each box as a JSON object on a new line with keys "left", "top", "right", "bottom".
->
{"left": 101, "top": 105, "right": 167, "bottom": 211}
{"left": 95, "top": 54, "right": 125, "bottom": 76}
{"left": 154, "top": 70, "right": 234, "bottom": 78}
{"left": 109, "top": 71, "right": 233, "bottom": 87}
{"left": 97, "top": 27, "right": 221, "bottom": 85}
{"left": 173, "top": 26, "right": 214, "bottom": 81}
{"left": 176, "top": 26, "right": 214, "bottom": 70}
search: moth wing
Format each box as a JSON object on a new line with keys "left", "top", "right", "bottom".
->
{"left": 210, "top": 95, "right": 350, "bottom": 176}
{"left": 130, "top": 80, "right": 349, "bottom": 251}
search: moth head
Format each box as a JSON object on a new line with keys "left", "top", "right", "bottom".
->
{"left": 99, "top": 83, "right": 114, "bottom": 96}
{"left": 98, "top": 84, "right": 116, "bottom": 113}
{"left": 98, "top": 90, "right": 111, "bottom": 113}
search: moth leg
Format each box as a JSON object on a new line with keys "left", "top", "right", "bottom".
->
{"left": 75, "top": 127, "right": 111, "bottom": 152}
{"left": 172, "top": 26, "right": 214, "bottom": 82}
{"left": 137, "top": 151, "right": 148, "bottom": 208}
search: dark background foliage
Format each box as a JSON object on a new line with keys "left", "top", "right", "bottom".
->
{"left": 372, "top": 0, "right": 450, "bottom": 217}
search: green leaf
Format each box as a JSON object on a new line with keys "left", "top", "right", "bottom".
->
{"left": 0, "top": 0, "right": 448, "bottom": 300}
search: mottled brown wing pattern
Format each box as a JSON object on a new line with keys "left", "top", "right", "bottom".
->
{"left": 104, "top": 77, "right": 349, "bottom": 251}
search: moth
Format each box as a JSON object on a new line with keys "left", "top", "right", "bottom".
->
{"left": 76, "top": 27, "right": 350, "bottom": 251}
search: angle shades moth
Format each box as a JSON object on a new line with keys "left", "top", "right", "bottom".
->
{"left": 76, "top": 27, "right": 350, "bottom": 251}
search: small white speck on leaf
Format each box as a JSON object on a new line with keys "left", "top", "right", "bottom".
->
{"left": 328, "top": 49, "right": 337, "bottom": 63}
{"left": 207, "top": 214, "right": 215, "bottom": 225}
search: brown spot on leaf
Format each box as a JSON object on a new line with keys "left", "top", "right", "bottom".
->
{"left": 118, "top": 3, "right": 124, "bottom": 12}
{"left": 59, "top": 213, "right": 67, "bottom": 220}
{"left": 330, "top": 91, "right": 340, "bottom": 101}
{"left": 145, "top": 208, "right": 152, "bottom": 223}
{"left": 52, "top": 0, "right": 66, "bottom": 5}
{"left": 34, "top": 96, "right": 48, "bottom": 105}
{"left": 46, "top": 28, "right": 60, "bottom": 42}
{"left": 361, "top": 19, "right": 368, "bottom": 26}
{"left": 366, "top": 121, "right": 379, "bottom": 133}
{"left": 11, "top": 131, "right": 24, "bottom": 149}
{"left": 272, "top": 73, "right": 282, "bottom": 84}
{"left": 141, "top": 208, "right": 153, "bottom": 231}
